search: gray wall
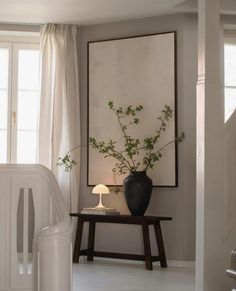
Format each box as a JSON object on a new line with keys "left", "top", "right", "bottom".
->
{"left": 78, "top": 13, "right": 197, "bottom": 261}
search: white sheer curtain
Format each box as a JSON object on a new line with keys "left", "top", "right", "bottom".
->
{"left": 38, "top": 24, "right": 80, "bottom": 212}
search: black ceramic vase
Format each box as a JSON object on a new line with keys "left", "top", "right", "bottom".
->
{"left": 123, "top": 171, "right": 153, "bottom": 216}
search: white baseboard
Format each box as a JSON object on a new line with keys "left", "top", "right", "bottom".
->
{"left": 167, "top": 260, "right": 195, "bottom": 268}
{"left": 81, "top": 256, "right": 195, "bottom": 269}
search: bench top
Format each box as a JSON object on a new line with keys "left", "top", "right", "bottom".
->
{"left": 70, "top": 213, "right": 172, "bottom": 225}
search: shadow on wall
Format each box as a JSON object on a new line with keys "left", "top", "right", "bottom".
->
{"left": 223, "top": 109, "right": 236, "bottom": 290}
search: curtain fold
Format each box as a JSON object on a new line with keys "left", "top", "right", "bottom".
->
{"left": 38, "top": 24, "right": 80, "bottom": 212}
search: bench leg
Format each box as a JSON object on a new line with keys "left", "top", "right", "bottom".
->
{"left": 87, "top": 221, "right": 96, "bottom": 261}
{"left": 73, "top": 218, "right": 84, "bottom": 263}
{"left": 154, "top": 221, "right": 167, "bottom": 268}
{"left": 142, "top": 223, "right": 153, "bottom": 270}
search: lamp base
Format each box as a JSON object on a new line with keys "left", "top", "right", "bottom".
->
{"left": 95, "top": 193, "right": 106, "bottom": 209}
{"left": 95, "top": 205, "right": 107, "bottom": 210}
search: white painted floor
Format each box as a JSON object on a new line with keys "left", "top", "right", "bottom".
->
{"left": 73, "top": 259, "right": 195, "bottom": 291}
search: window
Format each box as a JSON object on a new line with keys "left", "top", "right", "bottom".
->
{"left": 224, "top": 39, "right": 236, "bottom": 122}
{"left": 0, "top": 39, "right": 40, "bottom": 163}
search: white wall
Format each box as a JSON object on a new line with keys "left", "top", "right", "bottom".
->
{"left": 222, "top": 114, "right": 236, "bottom": 289}
{"left": 222, "top": 18, "right": 236, "bottom": 288}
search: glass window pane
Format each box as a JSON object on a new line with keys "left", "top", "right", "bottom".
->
{"left": 17, "top": 131, "right": 36, "bottom": 163}
{"left": 17, "top": 90, "right": 39, "bottom": 130}
{"left": 225, "top": 44, "right": 236, "bottom": 87}
{"left": 0, "top": 48, "right": 9, "bottom": 89}
{"left": 18, "top": 50, "right": 40, "bottom": 90}
{"left": 17, "top": 48, "right": 40, "bottom": 164}
{"left": 0, "top": 130, "right": 7, "bottom": 163}
{"left": 225, "top": 87, "right": 236, "bottom": 122}
{"left": 0, "top": 48, "right": 9, "bottom": 163}
{"left": 0, "top": 90, "right": 8, "bottom": 129}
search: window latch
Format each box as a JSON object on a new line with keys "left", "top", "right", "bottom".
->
{"left": 12, "top": 111, "right": 16, "bottom": 124}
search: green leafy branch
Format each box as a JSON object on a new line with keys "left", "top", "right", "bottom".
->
{"left": 57, "top": 144, "right": 85, "bottom": 172}
{"left": 89, "top": 101, "right": 185, "bottom": 174}
{"left": 57, "top": 101, "right": 185, "bottom": 193}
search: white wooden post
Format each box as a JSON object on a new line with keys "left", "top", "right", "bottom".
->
{"left": 196, "top": 0, "right": 224, "bottom": 290}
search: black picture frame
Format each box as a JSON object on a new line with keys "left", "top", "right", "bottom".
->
{"left": 87, "top": 31, "right": 178, "bottom": 187}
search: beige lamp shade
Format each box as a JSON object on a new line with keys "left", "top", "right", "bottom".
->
{"left": 92, "top": 184, "right": 110, "bottom": 209}
{"left": 92, "top": 184, "right": 110, "bottom": 195}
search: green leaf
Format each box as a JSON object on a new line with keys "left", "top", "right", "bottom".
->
{"left": 61, "top": 101, "right": 185, "bottom": 174}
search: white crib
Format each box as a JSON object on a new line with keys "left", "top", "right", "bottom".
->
{"left": 0, "top": 164, "right": 73, "bottom": 291}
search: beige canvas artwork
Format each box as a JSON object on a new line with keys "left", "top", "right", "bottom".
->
{"left": 88, "top": 32, "right": 177, "bottom": 186}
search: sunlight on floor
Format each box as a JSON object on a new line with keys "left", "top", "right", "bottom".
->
{"left": 73, "top": 259, "right": 195, "bottom": 291}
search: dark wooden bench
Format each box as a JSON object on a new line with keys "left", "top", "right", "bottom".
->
{"left": 70, "top": 213, "right": 172, "bottom": 270}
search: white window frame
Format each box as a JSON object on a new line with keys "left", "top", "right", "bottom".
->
{"left": 0, "top": 32, "right": 40, "bottom": 163}
{"left": 224, "top": 32, "right": 236, "bottom": 122}
{"left": 0, "top": 42, "right": 12, "bottom": 162}
{"left": 224, "top": 34, "right": 236, "bottom": 88}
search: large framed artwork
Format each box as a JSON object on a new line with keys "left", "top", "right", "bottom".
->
{"left": 87, "top": 31, "right": 177, "bottom": 187}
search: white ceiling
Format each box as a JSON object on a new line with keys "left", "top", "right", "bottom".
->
{"left": 0, "top": 0, "right": 187, "bottom": 25}
{"left": 1, "top": 0, "right": 236, "bottom": 26}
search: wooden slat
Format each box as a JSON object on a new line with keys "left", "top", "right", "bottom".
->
{"left": 154, "top": 221, "right": 167, "bottom": 268}
{"left": 70, "top": 213, "right": 172, "bottom": 225}
{"left": 73, "top": 219, "right": 84, "bottom": 263}
{"left": 87, "top": 222, "right": 96, "bottom": 261}
{"left": 80, "top": 250, "right": 160, "bottom": 262}
{"left": 142, "top": 222, "right": 152, "bottom": 270}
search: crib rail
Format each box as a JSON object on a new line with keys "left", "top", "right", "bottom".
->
{"left": 0, "top": 164, "right": 73, "bottom": 291}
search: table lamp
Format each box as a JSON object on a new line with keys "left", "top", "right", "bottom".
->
{"left": 92, "top": 184, "right": 110, "bottom": 209}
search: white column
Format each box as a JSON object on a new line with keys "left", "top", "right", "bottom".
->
{"left": 196, "top": 0, "right": 224, "bottom": 291}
